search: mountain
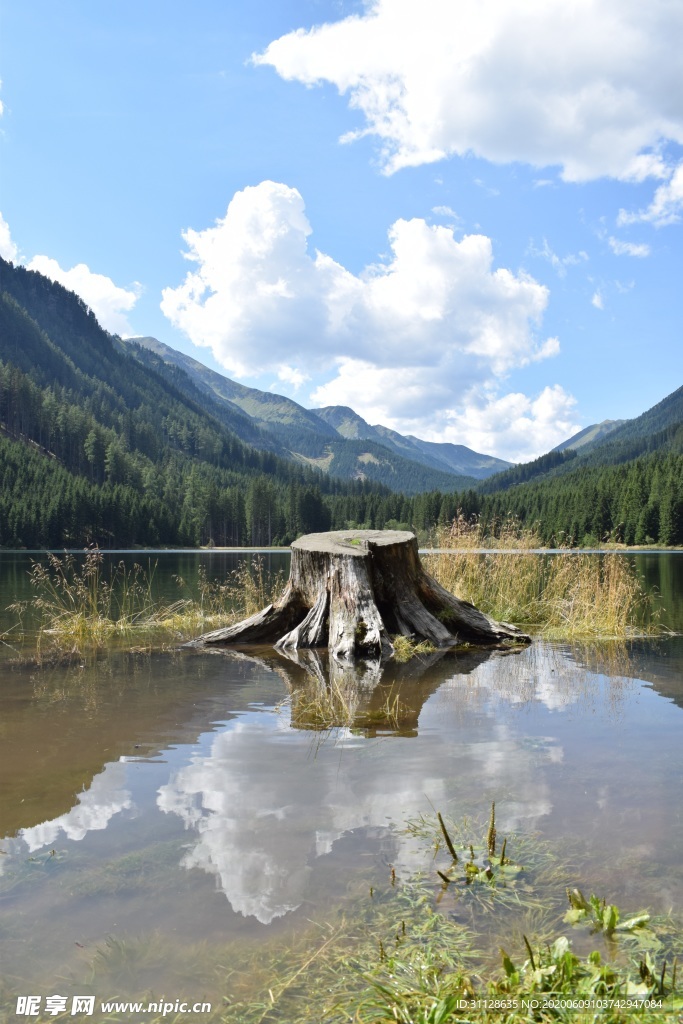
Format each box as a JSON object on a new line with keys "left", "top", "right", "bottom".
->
{"left": 0, "top": 256, "right": 482, "bottom": 548}
{"left": 575, "top": 384, "right": 683, "bottom": 464}
{"left": 3, "top": 255, "right": 679, "bottom": 549}
{"left": 295, "top": 437, "right": 478, "bottom": 494}
{"left": 0, "top": 256, "right": 390, "bottom": 547}
{"left": 127, "top": 337, "right": 338, "bottom": 456}
{"left": 126, "top": 338, "right": 476, "bottom": 494}
{"left": 312, "top": 405, "right": 511, "bottom": 478}
{"left": 473, "top": 382, "right": 683, "bottom": 545}
{"left": 553, "top": 420, "right": 624, "bottom": 452}
{"left": 126, "top": 336, "right": 509, "bottom": 485}
{"left": 484, "top": 385, "right": 683, "bottom": 495}
{"left": 402, "top": 435, "right": 510, "bottom": 478}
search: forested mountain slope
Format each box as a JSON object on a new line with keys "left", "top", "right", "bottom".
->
{"left": 587, "top": 386, "right": 683, "bottom": 448}
{"left": 0, "top": 258, "right": 478, "bottom": 547}
{"left": 0, "top": 258, "right": 383, "bottom": 546}
{"left": 572, "top": 386, "right": 683, "bottom": 466}
{"left": 126, "top": 336, "right": 339, "bottom": 455}
{"left": 471, "top": 383, "right": 683, "bottom": 545}
{"left": 552, "top": 419, "right": 624, "bottom": 452}
{"left": 126, "top": 336, "right": 505, "bottom": 483}
{"left": 307, "top": 438, "right": 476, "bottom": 493}
{"left": 482, "top": 383, "right": 683, "bottom": 496}
{"left": 471, "top": 448, "right": 683, "bottom": 545}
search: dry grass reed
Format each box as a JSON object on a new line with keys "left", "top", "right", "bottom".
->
{"left": 18, "top": 518, "right": 664, "bottom": 656}
{"left": 425, "top": 513, "right": 663, "bottom": 640}
{"left": 21, "top": 549, "right": 285, "bottom": 654}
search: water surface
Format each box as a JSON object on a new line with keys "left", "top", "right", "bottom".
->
{"left": 1, "top": 552, "right": 682, "bottom": 1012}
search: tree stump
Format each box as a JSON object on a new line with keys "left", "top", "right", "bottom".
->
{"left": 186, "top": 530, "right": 530, "bottom": 659}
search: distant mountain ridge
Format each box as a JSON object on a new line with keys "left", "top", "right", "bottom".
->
{"left": 312, "top": 405, "right": 510, "bottom": 478}
{"left": 480, "top": 383, "right": 683, "bottom": 494}
{"left": 552, "top": 420, "right": 625, "bottom": 452}
{"left": 126, "top": 336, "right": 512, "bottom": 486}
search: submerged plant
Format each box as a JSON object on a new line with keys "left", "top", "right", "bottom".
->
{"left": 4, "top": 805, "right": 681, "bottom": 1024}
{"left": 564, "top": 888, "right": 652, "bottom": 939}
{"left": 358, "top": 817, "right": 681, "bottom": 1023}
{"left": 406, "top": 806, "right": 541, "bottom": 919}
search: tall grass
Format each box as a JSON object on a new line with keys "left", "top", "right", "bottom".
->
{"left": 21, "top": 549, "right": 284, "bottom": 654}
{"left": 425, "top": 514, "right": 662, "bottom": 639}
{"left": 16, "top": 521, "right": 665, "bottom": 655}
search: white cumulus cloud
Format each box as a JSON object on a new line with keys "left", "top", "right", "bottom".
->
{"left": 276, "top": 364, "right": 310, "bottom": 390}
{"left": 437, "top": 385, "right": 581, "bottom": 464}
{"left": 27, "top": 254, "right": 140, "bottom": 336}
{"left": 255, "top": 0, "right": 683, "bottom": 182}
{"left": 0, "top": 211, "right": 19, "bottom": 262}
{"left": 162, "top": 181, "right": 563, "bottom": 454}
{"left": 313, "top": 372, "right": 579, "bottom": 462}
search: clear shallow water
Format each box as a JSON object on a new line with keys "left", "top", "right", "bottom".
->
{"left": 0, "top": 553, "right": 682, "bottom": 1011}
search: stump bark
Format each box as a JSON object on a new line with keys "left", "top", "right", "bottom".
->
{"left": 186, "top": 530, "right": 530, "bottom": 659}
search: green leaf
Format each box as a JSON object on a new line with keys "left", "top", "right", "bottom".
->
{"left": 602, "top": 903, "right": 619, "bottom": 934}
{"left": 616, "top": 913, "right": 650, "bottom": 932}
{"left": 563, "top": 907, "right": 588, "bottom": 925}
{"left": 500, "top": 947, "right": 517, "bottom": 979}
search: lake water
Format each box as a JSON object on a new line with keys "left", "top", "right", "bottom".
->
{"left": 1, "top": 551, "right": 682, "bottom": 1019}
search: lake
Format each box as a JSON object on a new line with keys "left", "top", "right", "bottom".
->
{"left": 1, "top": 550, "right": 682, "bottom": 1019}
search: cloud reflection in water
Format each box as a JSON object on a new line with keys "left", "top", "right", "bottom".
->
{"left": 155, "top": 646, "right": 582, "bottom": 923}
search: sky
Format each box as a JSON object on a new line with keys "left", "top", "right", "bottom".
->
{"left": 1, "top": 0, "right": 682, "bottom": 463}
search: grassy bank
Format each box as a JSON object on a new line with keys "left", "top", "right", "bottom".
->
{"left": 424, "top": 517, "right": 663, "bottom": 640}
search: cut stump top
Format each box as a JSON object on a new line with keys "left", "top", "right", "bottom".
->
{"left": 292, "top": 529, "right": 416, "bottom": 556}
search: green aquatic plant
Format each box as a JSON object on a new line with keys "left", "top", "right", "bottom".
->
{"left": 391, "top": 635, "right": 437, "bottom": 662}
{"left": 404, "top": 806, "right": 545, "bottom": 918}
{"left": 564, "top": 888, "right": 652, "bottom": 939}
{"left": 2, "top": 806, "right": 681, "bottom": 1024}
{"left": 486, "top": 801, "right": 497, "bottom": 858}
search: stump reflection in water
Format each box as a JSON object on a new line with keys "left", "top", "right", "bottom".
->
{"left": 219, "top": 644, "right": 525, "bottom": 734}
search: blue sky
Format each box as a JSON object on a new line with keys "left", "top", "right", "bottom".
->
{"left": 1, "top": 0, "right": 681, "bottom": 461}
